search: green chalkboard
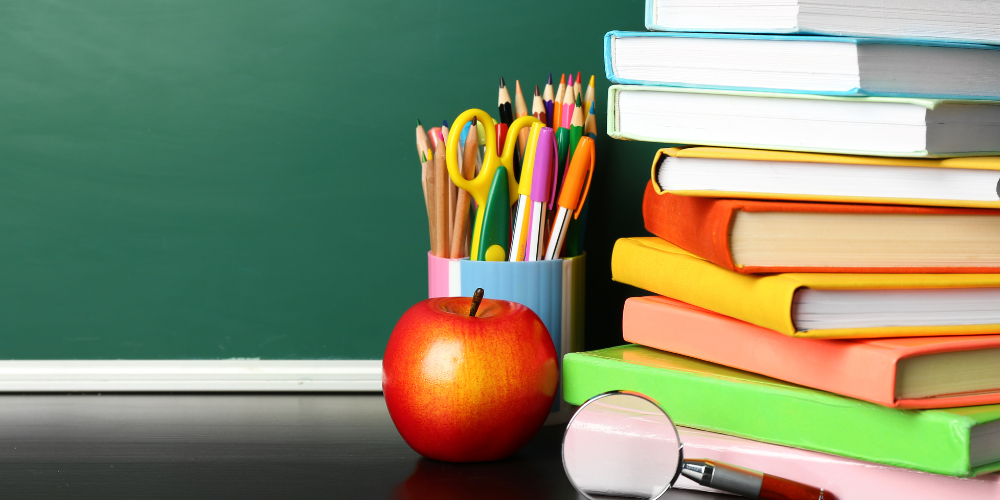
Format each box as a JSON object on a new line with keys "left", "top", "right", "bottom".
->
{"left": 0, "top": 0, "right": 660, "bottom": 359}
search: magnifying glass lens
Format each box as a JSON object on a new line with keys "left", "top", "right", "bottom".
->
{"left": 562, "top": 393, "right": 681, "bottom": 500}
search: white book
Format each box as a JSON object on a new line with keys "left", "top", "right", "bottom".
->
{"left": 645, "top": 0, "right": 1000, "bottom": 46}
{"left": 608, "top": 85, "right": 1000, "bottom": 157}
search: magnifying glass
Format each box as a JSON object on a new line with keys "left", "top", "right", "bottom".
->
{"left": 562, "top": 391, "right": 831, "bottom": 500}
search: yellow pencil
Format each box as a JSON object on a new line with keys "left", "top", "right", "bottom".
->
{"left": 583, "top": 75, "right": 595, "bottom": 124}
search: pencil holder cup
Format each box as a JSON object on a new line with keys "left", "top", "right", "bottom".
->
{"left": 427, "top": 252, "right": 586, "bottom": 425}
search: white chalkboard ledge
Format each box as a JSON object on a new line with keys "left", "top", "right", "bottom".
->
{"left": 0, "top": 360, "right": 383, "bottom": 392}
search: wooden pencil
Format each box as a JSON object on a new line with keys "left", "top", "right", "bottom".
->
{"left": 416, "top": 119, "right": 432, "bottom": 158}
{"left": 574, "top": 71, "right": 583, "bottom": 106}
{"left": 569, "top": 93, "right": 585, "bottom": 163}
{"left": 514, "top": 80, "right": 529, "bottom": 119}
{"left": 561, "top": 73, "right": 576, "bottom": 129}
{"left": 450, "top": 118, "right": 478, "bottom": 258}
{"left": 567, "top": 73, "right": 578, "bottom": 106}
{"left": 514, "top": 80, "right": 530, "bottom": 159}
{"left": 432, "top": 138, "right": 449, "bottom": 257}
{"left": 553, "top": 74, "right": 566, "bottom": 133}
{"left": 416, "top": 119, "right": 432, "bottom": 208}
{"left": 428, "top": 127, "right": 442, "bottom": 150}
{"left": 441, "top": 124, "right": 455, "bottom": 248}
{"left": 424, "top": 149, "right": 437, "bottom": 255}
{"left": 531, "top": 84, "right": 546, "bottom": 127}
{"left": 542, "top": 73, "right": 555, "bottom": 128}
{"left": 498, "top": 77, "right": 513, "bottom": 125}
{"left": 583, "top": 75, "right": 596, "bottom": 124}
{"left": 584, "top": 101, "right": 597, "bottom": 138}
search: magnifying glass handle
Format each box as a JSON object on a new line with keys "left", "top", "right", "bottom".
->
{"left": 681, "top": 459, "right": 831, "bottom": 500}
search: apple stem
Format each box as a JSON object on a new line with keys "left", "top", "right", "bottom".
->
{"left": 469, "top": 288, "right": 484, "bottom": 317}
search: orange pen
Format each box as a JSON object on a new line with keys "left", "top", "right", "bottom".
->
{"left": 544, "top": 136, "right": 594, "bottom": 260}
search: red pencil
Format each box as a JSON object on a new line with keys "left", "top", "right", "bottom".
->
{"left": 553, "top": 74, "right": 566, "bottom": 133}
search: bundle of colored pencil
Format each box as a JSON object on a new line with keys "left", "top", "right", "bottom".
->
{"left": 415, "top": 72, "right": 596, "bottom": 260}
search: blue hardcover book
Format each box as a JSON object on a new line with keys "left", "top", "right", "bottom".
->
{"left": 644, "top": 0, "right": 1000, "bottom": 46}
{"left": 605, "top": 31, "right": 1000, "bottom": 100}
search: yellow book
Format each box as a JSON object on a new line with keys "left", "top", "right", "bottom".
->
{"left": 651, "top": 147, "right": 1000, "bottom": 209}
{"left": 612, "top": 237, "right": 1000, "bottom": 339}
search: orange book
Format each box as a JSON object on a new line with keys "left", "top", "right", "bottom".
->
{"left": 642, "top": 181, "right": 1000, "bottom": 274}
{"left": 624, "top": 295, "right": 1000, "bottom": 409}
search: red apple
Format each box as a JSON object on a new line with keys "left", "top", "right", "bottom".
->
{"left": 383, "top": 294, "right": 559, "bottom": 462}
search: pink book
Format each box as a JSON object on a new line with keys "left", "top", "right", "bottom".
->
{"left": 623, "top": 295, "right": 1000, "bottom": 409}
{"left": 675, "top": 426, "right": 1000, "bottom": 499}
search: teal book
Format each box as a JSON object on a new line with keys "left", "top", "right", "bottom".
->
{"left": 604, "top": 31, "right": 1000, "bottom": 100}
{"left": 606, "top": 85, "right": 1000, "bottom": 158}
{"left": 563, "top": 345, "right": 1000, "bottom": 477}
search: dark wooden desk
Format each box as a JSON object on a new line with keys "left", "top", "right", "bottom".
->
{"left": 0, "top": 394, "right": 728, "bottom": 499}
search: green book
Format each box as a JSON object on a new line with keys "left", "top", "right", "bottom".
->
{"left": 563, "top": 345, "right": 1000, "bottom": 477}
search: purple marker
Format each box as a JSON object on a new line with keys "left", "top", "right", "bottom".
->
{"left": 526, "top": 127, "right": 557, "bottom": 261}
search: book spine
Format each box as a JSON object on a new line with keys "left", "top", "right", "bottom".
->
{"left": 643, "top": 0, "right": 655, "bottom": 31}
{"left": 610, "top": 237, "right": 799, "bottom": 335}
{"left": 642, "top": 184, "right": 738, "bottom": 271}
{"left": 674, "top": 427, "right": 1000, "bottom": 499}
{"left": 603, "top": 32, "right": 618, "bottom": 83}
{"left": 605, "top": 86, "right": 622, "bottom": 139}
{"left": 562, "top": 348, "right": 974, "bottom": 476}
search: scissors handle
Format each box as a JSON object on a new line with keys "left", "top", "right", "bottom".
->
{"left": 502, "top": 116, "right": 541, "bottom": 181}
{"left": 446, "top": 109, "right": 496, "bottom": 206}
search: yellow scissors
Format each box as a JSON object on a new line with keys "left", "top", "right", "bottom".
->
{"left": 446, "top": 109, "right": 540, "bottom": 260}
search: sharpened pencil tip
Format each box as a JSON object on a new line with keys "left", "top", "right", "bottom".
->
{"left": 416, "top": 119, "right": 422, "bottom": 127}
{"left": 547, "top": 73, "right": 553, "bottom": 84}
{"left": 471, "top": 117, "right": 477, "bottom": 126}
{"left": 534, "top": 84, "right": 540, "bottom": 96}
{"left": 500, "top": 76, "right": 506, "bottom": 87}
{"left": 576, "top": 93, "right": 582, "bottom": 106}
{"left": 577, "top": 71, "right": 581, "bottom": 82}
{"left": 560, "top": 74, "right": 566, "bottom": 84}
{"left": 589, "top": 75, "right": 595, "bottom": 86}
{"left": 443, "top": 119, "right": 448, "bottom": 128}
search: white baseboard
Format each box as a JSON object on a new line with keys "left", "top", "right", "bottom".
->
{"left": 0, "top": 360, "right": 383, "bottom": 392}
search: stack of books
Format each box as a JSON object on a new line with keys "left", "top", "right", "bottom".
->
{"left": 565, "top": 1, "right": 1000, "bottom": 498}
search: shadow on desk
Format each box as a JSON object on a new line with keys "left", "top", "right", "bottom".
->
{"left": 0, "top": 393, "right": 729, "bottom": 499}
